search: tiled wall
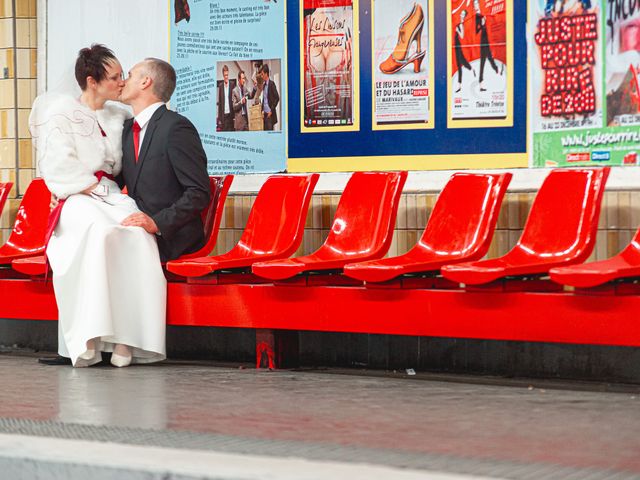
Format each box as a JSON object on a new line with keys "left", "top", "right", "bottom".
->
{"left": 0, "top": 0, "right": 36, "bottom": 244}
{"left": 210, "top": 191, "right": 640, "bottom": 262}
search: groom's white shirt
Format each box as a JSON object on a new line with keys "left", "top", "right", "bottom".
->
{"left": 134, "top": 102, "right": 164, "bottom": 155}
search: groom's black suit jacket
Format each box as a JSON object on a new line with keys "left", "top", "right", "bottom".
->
{"left": 119, "top": 105, "right": 210, "bottom": 262}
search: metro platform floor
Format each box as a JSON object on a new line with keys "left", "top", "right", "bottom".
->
{"left": 0, "top": 352, "right": 639, "bottom": 479}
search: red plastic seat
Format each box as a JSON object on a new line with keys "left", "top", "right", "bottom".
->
{"left": 0, "top": 178, "right": 50, "bottom": 265}
{"left": 174, "top": 175, "right": 233, "bottom": 260}
{"left": 13, "top": 175, "right": 234, "bottom": 276}
{"left": 550, "top": 228, "right": 640, "bottom": 288}
{"left": 167, "top": 174, "right": 319, "bottom": 277}
{"left": 441, "top": 168, "right": 610, "bottom": 285}
{"left": 343, "top": 172, "right": 512, "bottom": 283}
{"left": 0, "top": 182, "right": 12, "bottom": 218}
{"left": 252, "top": 171, "right": 408, "bottom": 280}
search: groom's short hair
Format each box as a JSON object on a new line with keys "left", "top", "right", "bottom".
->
{"left": 143, "top": 58, "right": 176, "bottom": 103}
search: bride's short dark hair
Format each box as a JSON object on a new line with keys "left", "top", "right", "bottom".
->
{"left": 75, "top": 44, "right": 117, "bottom": 90}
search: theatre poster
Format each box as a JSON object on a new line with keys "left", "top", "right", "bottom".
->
{"left": 371, "top": 0, "right": 434, "bottom": 130}
{"left": 530, "top": 0, "right": 640, "bottom": 167}
{"left": 447, "top": 0, "right": 512, "bottom": 127}
{"left": 169, "top": 0, "right": 286, "bottom": 174}
{"left": 301, "top": 0, "right": 360, "bottom": 132}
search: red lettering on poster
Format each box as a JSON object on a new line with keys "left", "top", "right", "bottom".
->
{"left": 535, "top": 13, "right": 598, "bottom": 117}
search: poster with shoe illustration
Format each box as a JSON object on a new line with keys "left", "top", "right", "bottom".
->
{"left": 448, "top": 0, "right": 509, "bottom": 122}
{"left": 302, "top": 0, "right": 359, "bottom": 132}
{"left": 372, "top": 0, "right": 434, "bottom": 129}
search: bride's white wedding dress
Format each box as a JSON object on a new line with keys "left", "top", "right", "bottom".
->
{"left": 31, "top": 94, "right": 166, "bottom": 366}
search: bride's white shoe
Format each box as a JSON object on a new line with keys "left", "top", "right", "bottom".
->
{"left": 111, "top": 344, "right": 132, "bottom": 367}
{"left": 78, "top": 349, "right": 95, "bottom": 361}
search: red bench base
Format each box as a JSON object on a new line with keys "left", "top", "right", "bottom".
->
{"left": 2, "top": 279, "right": 640, "bottom": 368}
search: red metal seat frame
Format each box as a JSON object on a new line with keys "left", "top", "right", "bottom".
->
{"left": 441, "top": 168, "right": 610, "bottom": 285}
{"left": 167, "top": 174, "right": 320, "bottom": 277}
{"left": 252, "top": 171, "right": 408, "bottom": 281}
{"left": 13, "top": 176, "right": 234, "bottom": 276}
{"left": 0, "top": 179, "right": 50, "bottom": 266}
{"left": 343, "top": 173, "right": 512, "bottom": 283}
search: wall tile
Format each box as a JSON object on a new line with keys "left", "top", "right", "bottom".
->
{"left": 17, "top": 107, "right": 29, "bottom": 137}
{"left": 18, "top": 18, "right": 36, "bottom": 48}
{"left": 594, "top": 230, "right": 607, "bottom": 261}
{"left": 617, "top": 192, "right": 631, "bottom": 229}
{"left": 0, "top": 78, "right": 14, "bottom": 108}
{"left": 0, "top": 0, "right": 14, "bottom": 18}
{"left": 0, "top": 109, "right": 15, "bottom": 138}
{"left": 15, "top": 0, "right": 36, "bottom": 18}
{"left": 16, "top": 48, "right": 33, "bottom": 78}
{"left": 330, "top": 194, "right": 339, "bottom": 223}
{"left": 606, "top": 230, "right": 620, "bottom": 258}
{"left": 395, "top": 194, "right": 407, "bottom": 229}
{"left": 232, "top": 195, "right": 243, "bottom": 229}
{"left": 223, "top": 196, "right": 235, "bottom": 228}
{"left": 1, "top": 197, "right": 19, "bottom": 228}
{"left": 604, "top": 192, "right": 618, "bottom": 229}
{"left": 17, "top": 138, "right": 31, "bottom": 168}
{"left": 16, "top": 78, "right": 34, "bottom": 108}
{"left": 17, "top": 167, "right": 31, "bottom": 195}
{"left": 406, "top": 194, "right": 417, "bottom": 229}
{"left": 630, "top": 192, "right": 640, "bottom": 229}
{"left": 0, "top": 19, "right": 13, "bottom": 48}
{"left": 416, "top": 194, "right": 427, "bottom": 229}
{"left": 320, "top": 195, "right": 331, "bottom": 228}
{"left": 0, "top": 138, "right": 14, "bottom": 167}
{"left": 497, "top": 195, "right": 509, "bottom": 229}
{"left": 507, "top": 195, "right": 520, "bottom": 229}
{"left": 0, "top": 48, "right": 13, "bottom": 78}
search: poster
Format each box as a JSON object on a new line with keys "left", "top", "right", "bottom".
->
{"left": 448, "top": 0, "right": 510, "bottom": 123}
{"left": 530, "top": 0, "right": 640, "bottom": 166}
{"left": 372, "top": 0, "right": 434, "bottom": 129}
{"left": 170, "top": 0, "right": 286, "bottom": 174}
{"left": 605, "top": 0, "right": 640, "bottom": 127}
{"left": 301, "top": 0, "right": 359, "bottom": 131}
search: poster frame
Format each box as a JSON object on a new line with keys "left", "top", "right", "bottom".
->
{"left": 446, "top": 0, "right": 514, "bottom": 129}
{"left": 299, "top": 0, "right": 361, "bottom": 133}
{"left": 370, "top": 0, "right": 435, "bottom": 131}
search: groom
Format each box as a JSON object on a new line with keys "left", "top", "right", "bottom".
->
{"left": 118, "top": 58, "right": 210, "bottom": 262}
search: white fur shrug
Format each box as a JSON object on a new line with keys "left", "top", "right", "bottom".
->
{"left": 30, "top": 94, "right": 131, "bottom": 199}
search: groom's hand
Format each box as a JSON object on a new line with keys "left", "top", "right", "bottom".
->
{"left": 121, "top": 212, "right": 159, "bottom": 234}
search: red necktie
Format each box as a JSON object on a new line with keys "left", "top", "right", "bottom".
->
{"left": 133, "top": 121, "right": 141, "bottom": 163}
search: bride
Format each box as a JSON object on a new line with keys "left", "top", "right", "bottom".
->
{"left": 30, "top": 44, "right": 166, "bottom": 368}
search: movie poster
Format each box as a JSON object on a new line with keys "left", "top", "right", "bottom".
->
{"left": 372, "top": 0, "right": 433, "bottom": 129}
{"left": 605, "top": 0, "right": 640, "bottom": 127}
{"left": 169, "top": 0, "right": 286, "bottom": 174}
{"left": 302, "top": 0, "right": 358, "bottom": 131}
{"left": 449, "top": 0, "right": 508, "bottom": 120}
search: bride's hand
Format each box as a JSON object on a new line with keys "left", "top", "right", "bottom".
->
{"left": 81, "top": 182, "right": 99, "bottom": 195}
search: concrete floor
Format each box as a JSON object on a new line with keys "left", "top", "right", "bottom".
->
{"left": 0, "top": 353, "right": 639, "bottom": 479}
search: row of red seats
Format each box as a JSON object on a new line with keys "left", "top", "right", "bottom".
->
{"left": 0, "top": 167, "right": 634, "bottom": 288}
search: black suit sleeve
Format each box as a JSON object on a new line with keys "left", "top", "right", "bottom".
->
{"left": 151, "top": 117, "right": 210, "bottom": 239}
{"left": 272, "top": 82, "right": 280, "bottom": 109}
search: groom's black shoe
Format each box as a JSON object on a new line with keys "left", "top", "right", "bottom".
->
{"left": 38, "top": 355, "right": 72, "bottom": 366}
